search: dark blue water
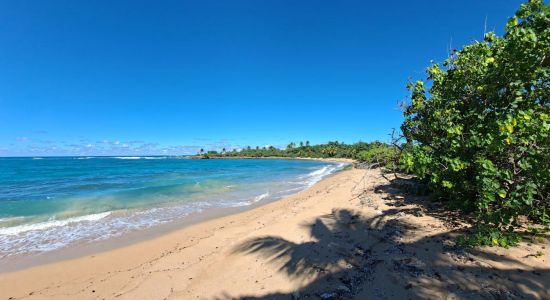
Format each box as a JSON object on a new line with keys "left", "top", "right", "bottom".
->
{"left": 0, "top": 157, "right": 344, "bottom": 256}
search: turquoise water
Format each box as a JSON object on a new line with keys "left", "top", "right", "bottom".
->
{"left": 0, "top": 157, "right": 344, "bottom": 256}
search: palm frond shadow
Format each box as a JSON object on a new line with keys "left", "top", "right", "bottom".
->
{"left": 233, "top": 210, "right": 371, "bottom": 279}
{"left": 222, "top": 178, "right": 550, "bottom": 300}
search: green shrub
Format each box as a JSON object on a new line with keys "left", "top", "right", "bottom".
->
{"left": 401, "top": 0, "right": 549, "bottom": 246}
{"left": 457, "top": 224, "right": 522, "bottom": 248}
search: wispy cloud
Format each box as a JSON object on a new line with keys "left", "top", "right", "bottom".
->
{"left": 2, "top": 136, "right": 251, "bottom": 156}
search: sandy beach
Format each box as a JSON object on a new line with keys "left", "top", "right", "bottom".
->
{"left": 1, "top": 167, "right": 549, "bottom": 299}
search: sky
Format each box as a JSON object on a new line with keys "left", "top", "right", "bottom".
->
{"left": 0, "top": 0, "right": 526, "bottom": 156}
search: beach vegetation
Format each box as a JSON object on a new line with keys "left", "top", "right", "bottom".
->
{"left": 401, "top": 0, "right": 549, "bottom": 246}
{"left": 201, "top": 140, "right": 398, "bottom": 168}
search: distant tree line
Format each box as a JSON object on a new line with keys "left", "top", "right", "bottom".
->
{"left": 196, "top": 140, "right": 397, "bottom": 167}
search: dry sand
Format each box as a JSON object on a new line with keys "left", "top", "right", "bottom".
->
{"left": 1, "top": 168, "right": 548, "bottom": 299}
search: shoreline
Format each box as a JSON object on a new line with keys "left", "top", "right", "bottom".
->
{"left": 1, "top": 168, "right": 548, "bottom": 299}
{"left": 0, "top": 200, "right": 269, "bottom": 273}
{"left": 0, "top": 158, "right": 352, "bottom": 272}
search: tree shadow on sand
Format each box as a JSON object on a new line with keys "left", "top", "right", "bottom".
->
{"left": 219, "top": 178, "right": 550, "bottom": 300}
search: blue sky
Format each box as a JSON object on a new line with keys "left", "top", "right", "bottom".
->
{"left": 0, "top": 0, "right": 525, "bottom": 156}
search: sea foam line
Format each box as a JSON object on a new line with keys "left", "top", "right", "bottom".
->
{"left": 253, "top": 192, "right": 270, "bottom": 202}
{"left": 0, "top": 212, "right": 112, "bottom": 236}
{"left": 301, "top": 163, "right": 346, "bottom": 186}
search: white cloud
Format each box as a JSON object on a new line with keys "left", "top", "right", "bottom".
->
{"left": 3, "top": 137, "right": 247, "bottom": 156}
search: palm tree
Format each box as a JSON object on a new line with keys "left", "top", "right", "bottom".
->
{"left": 199, "top": 148, "right": 204, "bottom": 155}
{"left": 306, "top": 141, "right": 310, "bottom": 147}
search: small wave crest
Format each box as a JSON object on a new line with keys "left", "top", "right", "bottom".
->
{"left": 0, "top": 212, "right": 112, "bottom": 236}
{"left": 300, "top": 163, "right": 346, "bottom": 187}
{"left": 253, "top": 192, "right": 270, "bottom": 202}
{"left": 0, "top": 204, "right": 210, "bottom": 256}
{"left": 228, "top": 191, "right": 271, "bottom": 207}
{"left": 308, "top": 166, "right": 329, "bottom": 177}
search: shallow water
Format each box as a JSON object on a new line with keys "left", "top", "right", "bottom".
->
{"left": 0, "top": 157, "right": 344, "bottom": 257}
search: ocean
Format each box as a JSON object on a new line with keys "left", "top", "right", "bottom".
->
{"left": 0, "top": 157, "right": 344, "bottom": 257}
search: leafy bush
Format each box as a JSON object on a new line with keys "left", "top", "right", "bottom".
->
{"left": 401, "top": 0, "right": 549, "bottom": 246}
{"left": 457, "top": 224, "right": 522, "bottom": 248}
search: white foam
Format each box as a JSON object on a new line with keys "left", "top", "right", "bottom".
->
{"left": 114, "top": 156, "right": 141, "bottom": 160}
{"left": 301, "top": 163, "right": 346, "bottom": 187}
{"left": 0, "top": 212, "right": 111, "bottom": 236}
{"left": 253, "top": 192, "right": 270, "bottom": 202}
{"left": 0, "top": 203, "right": 214, "bottom": 256}
{"left": 308, "top": 166, "right": 330, "bottom": 177}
